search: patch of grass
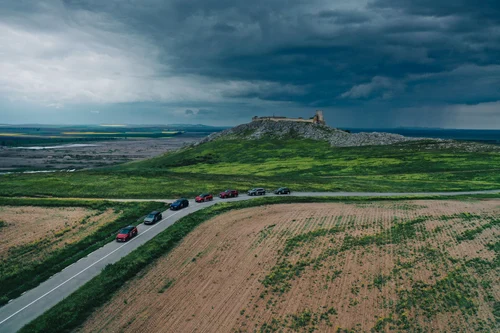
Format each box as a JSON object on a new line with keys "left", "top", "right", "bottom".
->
{"left": 2, "top": 139, "right": 500, "bottom": 198}
{"left": 158, "top": 279, "right": 174, "bottom": 293}
{"left": 486, "top": 241, "right": 500, "bottom": 253}
{"left": 439, "top": 212, "right": 482, "bottom": 221}
{"left": 255, "top": 224, "right": 276, "bottom": 245}
{"left": 372, "top": 274, "right": 391, "bottom": 291}
{"left": 262, "top": 260, "right": 310, "bottom": 293}
{"left": 289, "top": 309, "right": 313, "bottom": 329}
{"left": 396, "top": 268, "right": 478, "bottom": 319}
{"left": 262, "top": 227, "right": 344, "bottom": 293}
{"left": 341, "top": 217, "right": 428, "bottom": 250}
{"left": 262, "top": 216, "right": 428, "bottom": 296}
{"left": 282, "top": 227, "right": 344, "bottom": 256}
{"left": 0, "top": 220, "right": 6, "bottom": 228}
{"left": 456, "top": 218, "right": 500, "bottom": 241}
{"left": 326, "top": 270, "right": 342, "bottom": 282}
{"left": 493, "top": 301, "right": 500, "bottom": 324}
{"left": 260, "top": 307, "right": 338, "bottom": 332}
{"left": 372, "top": 316, "right": 393, "bottom": 332}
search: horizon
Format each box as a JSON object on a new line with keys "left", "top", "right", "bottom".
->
{"left": 2, "top": 123, "right": 500, "bottom": 131}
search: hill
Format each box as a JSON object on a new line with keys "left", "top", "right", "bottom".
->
{"left": 0, "top": 121, "right": 499, "bottom": 198}
{"left": 195, "top": 120, "right": 425, "bottom": 147}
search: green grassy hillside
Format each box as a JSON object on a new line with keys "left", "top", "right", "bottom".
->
{"left": 1, "top": 138, "right": 499, "bottom": 198}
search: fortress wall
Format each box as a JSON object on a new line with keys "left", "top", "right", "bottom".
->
{"left": 252, "top": 117, "right": 314, "bottom": 123}
{"left": 252, "top": 111, "right": 325, "bottom": 125}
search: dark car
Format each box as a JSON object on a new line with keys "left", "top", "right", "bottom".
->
{"left": 170, "top": 198, "right": 189, "bottom": 210}
{"left": 219, "top": 189, "right": 238, "bottom": 199}
{"left": 274, "top": 187, "right": 291, "bottom": 195}
{"left": 144, "top": 211, "right": 162, "bottom": 225}
{"left": 195, "top": 193, "right": 213, "bottom": 202}
{"left": 248, "top": 188, "right": 266, "bottom": 196}
{"left": 116, "top": 225, "right": 138, "bottom": 242}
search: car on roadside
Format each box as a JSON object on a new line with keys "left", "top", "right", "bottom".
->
{"left": 144, "top": 211, "right": 162, "bottom": 225}
{"left": 274, "top": 187, "right": 291, "bottom": 195}
{"left": 219, "top": 189, "right": 238, "bottom": 199}
{"left": 170, "top": 198, "right": 189, "bottom": 210}
{"left": 248, "top": 188, "right": 266, "bottom": 196}
{"left": 116, "top": 225, "right": 138, "bottom": 242}
{"left": 195, "top": 193, "right": 213, "bottom": 202}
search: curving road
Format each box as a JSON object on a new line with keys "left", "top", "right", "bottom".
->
{"left": 0, "top": 189, "right": 499, "bottom": 333}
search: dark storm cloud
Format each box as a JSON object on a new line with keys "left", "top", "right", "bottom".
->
{"left": 1, "top": 0, "right": 500, "bottom": 127}
{"left": 212, "top": 22, "right": 237, "bottom": 33}
{"left": 316, "top": 9, "right": 371, "bottom": 24}
{"left": 372, "top": 0, "right": 500, "bottom": 23}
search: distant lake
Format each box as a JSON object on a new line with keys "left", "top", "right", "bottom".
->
{"left": 346, "top": 128, "right": 500, "bottom": 144}
{"left": 11, "top": 144, "right": 99, "bottom": 150}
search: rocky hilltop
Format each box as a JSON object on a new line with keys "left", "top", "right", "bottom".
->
{"left": 195, "top": 120, "right": 428, "bottom": 147}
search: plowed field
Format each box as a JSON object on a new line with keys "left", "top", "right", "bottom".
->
{"left": 77, "top": 200, "right": 500, "bottom": 332}
{"left": 0, "top": 206, "right": 117, "bottom": 267}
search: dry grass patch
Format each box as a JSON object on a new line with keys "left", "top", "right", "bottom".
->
{"left": 77, "top": 200, "right": 499, "bottom": 333}
{"left": 0, "top": 206, "right": 117, "bottom": 266}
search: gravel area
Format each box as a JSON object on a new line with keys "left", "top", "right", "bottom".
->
{"left": 0, "top": 137, "right": 201, "bottom": 171}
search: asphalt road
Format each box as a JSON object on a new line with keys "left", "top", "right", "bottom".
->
{"left": 1, "top": 189, "right": 499, "bottom": 332}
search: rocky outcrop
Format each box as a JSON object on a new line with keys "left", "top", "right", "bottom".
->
{"left": 195, "top": 120, "right": 430, "bottom": 147}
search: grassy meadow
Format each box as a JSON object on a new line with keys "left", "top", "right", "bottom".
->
{"left": 1, "top": 139, "right": 500, "bottom": 198}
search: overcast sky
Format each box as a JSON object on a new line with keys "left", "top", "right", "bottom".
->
{"left": 1, "top": 0, "right": 500, "bottom": 128}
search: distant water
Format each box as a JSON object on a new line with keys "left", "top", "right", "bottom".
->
{"left": 346, "top": 128, "right": 500, "bottom": 144}
{"left": 0, "top": 169, "right": 76, "bottom": 175}
{"left": 12, "top": 144, "right": 99, "bottom": 150}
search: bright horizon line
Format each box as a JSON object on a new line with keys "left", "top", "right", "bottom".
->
{"left": 0, "top": 123, "right": 500, "bottom": 130}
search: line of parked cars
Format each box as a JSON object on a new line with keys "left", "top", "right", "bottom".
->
{"left": 116, "top": 187, "right": 291, "bottom": 242}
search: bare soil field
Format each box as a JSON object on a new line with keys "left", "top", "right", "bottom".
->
{"left": 0, "top": 137, "right": 201, "bottom": 172}
{"left": 0, "top": 206, "right": 118, "bottom": 268}
{"left": 77, "top": 200, "right": 500, "bottom": 333}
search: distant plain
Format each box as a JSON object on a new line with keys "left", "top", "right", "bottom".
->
{"left": 0, "top": 125, "right": 223, "bottom": 172}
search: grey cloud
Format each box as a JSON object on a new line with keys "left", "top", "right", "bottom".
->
{"left": 372, "top": 0, "right": 500, "bottom": 23}
{"left": 317, "top": 10, "right": 371, "bottom": 24}
{"left": 212, "top": 22, "right": 237, "bottom": 33}
{"left": 341, "top": 77, "right": 405, "bottom": 100}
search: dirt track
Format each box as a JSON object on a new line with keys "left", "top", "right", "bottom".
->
{"left": 77, "top": 201, "right": 499, "bottom": 332}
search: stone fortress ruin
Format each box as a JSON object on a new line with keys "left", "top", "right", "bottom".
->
{"left": 252, "top": 110, "right": 326, "bottom": 125}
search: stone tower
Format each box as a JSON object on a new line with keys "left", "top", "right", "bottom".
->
{"left": 313, "top": 110, "right": 326, "bottom": 125}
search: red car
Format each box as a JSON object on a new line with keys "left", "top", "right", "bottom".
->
{"left": 219, "top": 189, "right": 238, "bottom": 199}
{"left": 195, "top": 193, "right": 213, "bottom": 202}
{"left": 116, "top": 225, "right": 138, "bottom": 242}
